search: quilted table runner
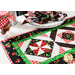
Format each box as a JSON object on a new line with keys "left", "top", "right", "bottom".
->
{"left": 1, "top": 16, "right": 75, "bottom": 64}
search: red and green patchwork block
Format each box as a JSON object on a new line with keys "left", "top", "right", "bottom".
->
{"left": 25, "top": 39, "right": 54, "bottom": 58}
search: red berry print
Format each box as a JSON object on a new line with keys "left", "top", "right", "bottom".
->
{"left": 17, "top": 59, "right": 20, "bottom": 61}
{"left": 50, "top": 49, "right": 52, "bottom": 51}
{"left": 13, "top": 37, "right": 15, "bottom": 39}
{"left": 42, "top": 55, "right": 43, "bottom": 57}
{"left": 40, "top": 21, "right": 42, "bottom": 24}
{"left": 63, "top": 59, "right": 64, "bottom": 61}
{"left": 38, "top": 32, "right": 40, "bottom": 33}
{"left": 7, "top": 46, "right": 10, "bottom": 48}
{"left": 23, "top": 36, "right": 26, "bottom": 38}
{"left": 27, "top": 53, "right": 29, "bottom": 54}
{"left": 5, "top": 45, "right": 7, "bottom": 47}
{"left": 29, "top": 33, "right": 31, "bottom": 36}
{"left": 5, "top": 39, "right": 8, "bottom": 41}
{"left": 12, "top": 53, "right": 16, "bottom": 55}
{"left": 45, "top": 19, "right": 48, "bottom": 22}
{"left": 5, "top": 43, "right": 11, "bottom": 48}
{"left": 53, "top": 61, "right": 56, "bottom": 64}
{"left": 13, "top": 48, "right": 15, "bottom": 50}
{"left": 15, "top": 61, "right": 18, "bottom": 63}
{"left": 57, "top": 59, "right": 60, "bottom": 61}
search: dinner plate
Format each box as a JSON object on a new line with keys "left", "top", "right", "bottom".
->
{"left": 29, "top": 18, "right": 65, "bottom": 28}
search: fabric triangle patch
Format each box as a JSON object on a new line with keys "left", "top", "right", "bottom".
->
{"left": 40, "top": 34, "right": 48, "bottom": 37}
{"left": 29, "top": 43, "right": 39, "bottom": 47}
{"left": 36, "top": 41, "right": 42, "bottom": 47}
{"left": 37, "top": 48, "right": 45, "bottom": 55}
{"left": 41, "top": 40, "right": 47, "bottom": 47}
{"left": 29, "top": 46, "right": 38, "bottom": 51}
{"left": 25, "top": 47, "right": 35, "bottom": 55}
{"left": 57, "top": 33, "right": 62, "bottom": 38}
{"left": 33, "top": 48, "right": 39, "bottom": 55}
{"left": 59, "top": 47, "right": 65, "bottom": 54}
{"left": 17, "top": 42, "right": 24, "bottom": 48}
{"left": 71, "top": 23, "right": 75, "bottom": 27}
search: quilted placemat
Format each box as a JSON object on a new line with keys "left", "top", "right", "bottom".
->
{"left": 1, "top": 16, "right": 75, "bottom": 64}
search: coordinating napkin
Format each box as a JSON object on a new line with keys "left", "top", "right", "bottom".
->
{"left": 22, "top": 11, "right": 67, "bottom": 25}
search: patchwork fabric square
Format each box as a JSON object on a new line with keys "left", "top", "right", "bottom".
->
{"left": 25, "top": 39, "right": 54, "bottom": 58}
{"left": 1, "top": 16, "right": 75, "bottom": 64}
{"left": 62, "top": 33, "right": 74, "bottom": 41}
{"left": 56, "top": 30, "right": 75, "bottom": 43}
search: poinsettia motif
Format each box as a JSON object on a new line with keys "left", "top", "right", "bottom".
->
{"left": 25, "top": 39, "right": 54, "bottom": 58}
